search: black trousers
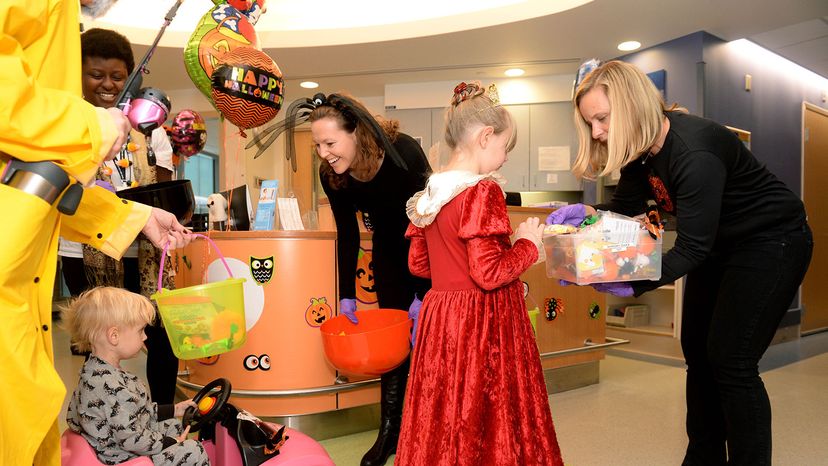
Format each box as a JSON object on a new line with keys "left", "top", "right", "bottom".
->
{"left": 680, "top": 224, "right": 813, "bottom": 466}
{"left": 60, "top": 256, "right": 89, "bottom": 297}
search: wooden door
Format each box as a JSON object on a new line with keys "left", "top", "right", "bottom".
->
{"left": 801, "top": 103, "right": 828, "bottom": 334}
{"left": 290, "top": 130, "right": 318, "bottom": 221}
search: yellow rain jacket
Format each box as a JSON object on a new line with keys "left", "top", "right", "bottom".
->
{"left": 0, "top": 1, "right": 152, "bottom": 464}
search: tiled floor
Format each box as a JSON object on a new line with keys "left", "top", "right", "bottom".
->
{"left": 54, "top": 323, "right": 828, "bottom": 465}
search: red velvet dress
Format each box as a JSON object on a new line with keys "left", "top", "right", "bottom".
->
{"left": 395, "top": 181, "right": 563, "bottom": 466}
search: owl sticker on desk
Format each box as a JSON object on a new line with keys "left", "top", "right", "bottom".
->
{"left": 250, "top": 255, "right": 274, "bottom": 284}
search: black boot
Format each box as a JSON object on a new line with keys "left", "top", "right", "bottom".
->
{"left": 361, "top": 357, "right": 409, "bottom": 466}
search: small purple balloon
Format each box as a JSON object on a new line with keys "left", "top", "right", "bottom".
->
{"left": 169, "top": 109, "right": 207, "bottom": 159}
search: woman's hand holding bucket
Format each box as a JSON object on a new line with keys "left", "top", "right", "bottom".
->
{"left": 142, "top": 207, "right": 194, "bottom": 252}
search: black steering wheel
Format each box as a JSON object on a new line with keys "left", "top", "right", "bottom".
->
{"left": 182, "top": 378, "right": 232, "bottom": 432}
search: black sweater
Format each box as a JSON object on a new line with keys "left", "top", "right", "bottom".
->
{"left": 596, "top": 112, "right": 807, "bottom": 296}
{"left": 321, "top": 133, "right": 432, "bottom": 308}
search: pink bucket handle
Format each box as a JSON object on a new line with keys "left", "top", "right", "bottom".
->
{"left": 158, "top": 233, "right": 233, "bottom": 293}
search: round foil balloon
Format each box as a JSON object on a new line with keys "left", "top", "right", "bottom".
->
{"left": 170, "top": 110, "right": 207, "bottom": 159}
{"left": 183, "top": 0, "right": 267, "bottom": 105}
{"left": 211, "top": 47, "right": 284, "bottom": 129}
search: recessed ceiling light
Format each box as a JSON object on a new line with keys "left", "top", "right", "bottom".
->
{"left": 300, "top": 81, "right": 319, "bottom": 89}
{"left": 617, "top": 41, "right": 641, "bottom": 52}
{"left": 504, "top": 68, "right": 525, "bottom": 77}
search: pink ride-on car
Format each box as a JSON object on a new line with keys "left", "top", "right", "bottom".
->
{"left": 61, "top": 378, "right": 335, "bottom": 466}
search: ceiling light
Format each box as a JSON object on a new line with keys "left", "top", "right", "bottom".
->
{"left": 300, "top": 81, "right": 319, "bottom": 89}
{"left": 504, "top": 68, "right": 525, "bottom": 77}
{"left": 617, "top": 41, "right": 641, "bottom": 52}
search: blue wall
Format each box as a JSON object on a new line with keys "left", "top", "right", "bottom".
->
{"left": 703, "top": 35, "right": 827, "bottom": 195}
{"left": 619, "top": 32, "right": 705, "bottom": 116}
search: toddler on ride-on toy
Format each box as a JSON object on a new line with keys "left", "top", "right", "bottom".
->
{"left": 61, "top": 287, "right": 209, "bottom": 465}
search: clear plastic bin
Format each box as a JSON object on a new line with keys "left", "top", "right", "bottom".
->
{"left": 544, "top": 229, "right": 662, "bottom": 285}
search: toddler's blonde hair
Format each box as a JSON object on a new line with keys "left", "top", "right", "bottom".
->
{"left": 60, "top": 287, "right": 155, "bottom": 353}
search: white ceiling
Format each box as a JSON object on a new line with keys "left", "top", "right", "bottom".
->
{"left": 121, "top": 0, "right": 828, "bottom": 100}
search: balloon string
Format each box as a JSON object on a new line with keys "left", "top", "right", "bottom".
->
{"left": 202, "top": 229, "right": 212, "bottom": 284}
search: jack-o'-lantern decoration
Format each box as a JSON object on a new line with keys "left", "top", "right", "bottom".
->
{"left": 196, "top": 355, "right": 220, "bottom": 365}
{"left": 305, "top": 297, "right": 332, "bottom": 328}
{"left": 355, "top": 247, "right": 377, "bottom": 305}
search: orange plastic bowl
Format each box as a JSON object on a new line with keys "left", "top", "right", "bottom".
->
{"left": 319, "top": 309, "right": 412, "bottom": 376}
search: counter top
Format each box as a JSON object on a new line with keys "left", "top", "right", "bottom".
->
{"left": 196, "top": 230, "right": 337, "bottom": 240}
{"left": 507, "top": 205, "right": 556, "bottom": 214}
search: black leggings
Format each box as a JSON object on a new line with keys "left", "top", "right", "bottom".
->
{"left": 680, "top": 225, "right": 813, "bottom": 466}
{"left": 60, "top": 256, "right": 89, "bottom": 297}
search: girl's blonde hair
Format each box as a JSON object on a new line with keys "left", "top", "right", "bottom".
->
{"left": 311, "top": 95, "right": 400, "bottom": 189}
{"left": 444, "top": 81, "right": 516, "bottom": 152}
{"left": 571, "top": 60, "right": 685, "bottom": 180}
{"left": 60, "top": 287, "right": 155, "bottom": 353}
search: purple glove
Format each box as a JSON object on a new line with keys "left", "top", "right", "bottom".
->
{"left": 591, "top": 282, "right": 635, "bottom": 297}
{"left": 545, "top": 204, "right": 586, "bottom": 227}
{"left": 94, "top": 180, "right": 116, "bottom": 193}
{"left": 408, "top": 295, "right": 423, "bottom": 345}
{"left": 340, "top": 298, "right": 358, "bottom": 324}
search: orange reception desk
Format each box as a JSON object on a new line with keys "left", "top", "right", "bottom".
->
{"left": 173, "top": 230, "right": 380, "bottom": 421}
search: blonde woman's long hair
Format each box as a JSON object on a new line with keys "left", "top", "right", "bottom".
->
{"left": 571, "top": 61, "right": 684, "bottom": 180}
{"left": 60, "top": 287, "right": 156, "bottom": 353}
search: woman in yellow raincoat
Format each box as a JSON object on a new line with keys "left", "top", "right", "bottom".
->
{"left": 0, "top": 1, "right": 191, "bottom": 464}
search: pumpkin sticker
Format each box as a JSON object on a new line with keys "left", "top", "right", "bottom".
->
{"left": 305, "top": 297, "right": 332, "bottom": 327}
{"left": 196, "top": 355, "right": 220, "bottom": 365}
{"left": 355, "top": 247, "right": 377, "bottom": 305}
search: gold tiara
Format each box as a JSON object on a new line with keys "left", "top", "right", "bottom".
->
{"left": 487, "top": 83, "right": 500, "bottom": 106}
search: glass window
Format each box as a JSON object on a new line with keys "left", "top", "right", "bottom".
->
{"left": 181, "top": 152, "right": 218, "bottom": 199}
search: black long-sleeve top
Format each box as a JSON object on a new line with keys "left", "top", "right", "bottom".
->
{"left": 595, "top": 112, "right": 807, "bottom": 296}
{"left": 321, "top": 133, "right": 432, "bottom": 309}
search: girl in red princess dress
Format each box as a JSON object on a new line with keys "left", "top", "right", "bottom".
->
{"left": 395, "top": 81, "right": 563, "bottom": 466}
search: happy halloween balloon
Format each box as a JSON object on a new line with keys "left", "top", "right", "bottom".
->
{"left": 183, "top": 0, "right": 267, "bottom": 106}
{"left": 211, "top": 47, "right": 284, "bottom": 129}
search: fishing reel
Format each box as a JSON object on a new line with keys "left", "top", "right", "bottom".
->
{"left": 124, "top": 87, "right": 171, "bottom": 136}
{"left": 116, "top": 78, "right": 170, "bottom": 167}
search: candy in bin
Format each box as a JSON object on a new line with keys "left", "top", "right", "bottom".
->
{"left": 543, "top": 210, "right": 662, "bottom": 285}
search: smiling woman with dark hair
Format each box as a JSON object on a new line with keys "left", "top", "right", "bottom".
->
{"left": 311, "top": 94, "right": 433, "bottom": 466}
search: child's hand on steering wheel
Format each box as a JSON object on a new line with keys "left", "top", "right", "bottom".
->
{"left": 175, "top": 399, "right": 198, "bottom": 417}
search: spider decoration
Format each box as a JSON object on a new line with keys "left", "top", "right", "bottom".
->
{"left": 545, "top": 297, "right": 565, "bottom": 321}
{"left": 588, "top": 302, "right": 601, "bottom": 319}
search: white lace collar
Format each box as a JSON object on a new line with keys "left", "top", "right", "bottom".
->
{"left": 406, "top": 170, "right": 504, "bottom": 227}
